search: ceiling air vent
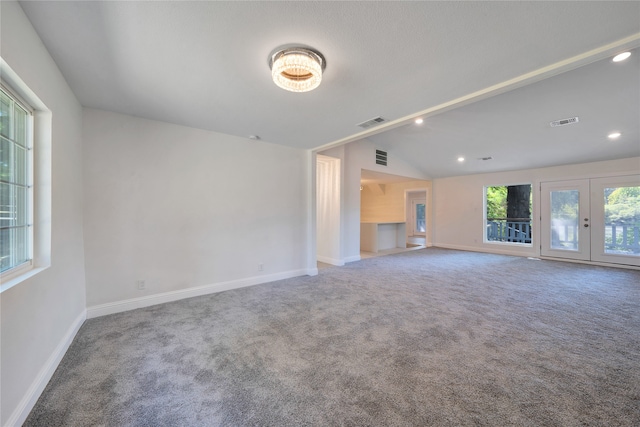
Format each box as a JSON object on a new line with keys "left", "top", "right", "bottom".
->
{"left": 358, "top": 116, "right": 386, "bottom": 129}
{"left": 376, "top": 149, "right": 388, "bottom": 166}
{"left": 550, "top": 117, "right": 579, "bottom": 127}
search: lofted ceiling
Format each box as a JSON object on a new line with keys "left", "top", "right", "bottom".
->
{"left": 16, "top": 1, "right": 640, "bottom": 178}
{"left": 370, "top": 49, "right": 640, "bottom": 178}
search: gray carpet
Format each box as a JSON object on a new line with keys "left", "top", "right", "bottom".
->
{"left": 25, "top": 248, "right": 640, "bottom": 426}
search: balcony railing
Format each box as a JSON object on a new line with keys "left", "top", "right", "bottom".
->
{"left": 486, "top": 218, "right": 531, "bottom": 244}
{"left": 487, "top": 218, "right": 640, "bottom": 254}
{"left": 605, "top": 223, "right": 640, "bottom": 254}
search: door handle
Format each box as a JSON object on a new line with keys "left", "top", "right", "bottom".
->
{"left": 584, "top": 224, "right": 589, "bottom": 228}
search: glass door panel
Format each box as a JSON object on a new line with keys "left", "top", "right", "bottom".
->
{"left": 590, "top": 175, "right": 640, "bottom": 266}
{"left": 415, "top": 203, "right": 426, "bottom": 233}
{"left": 541, "top": 180, "right": 590, "bottom": 261}
{"left": 410, "top": 199, "right": 426, "bottom": 236}
{"left": 550, "top": 189, "right": 580, "bottom": 251}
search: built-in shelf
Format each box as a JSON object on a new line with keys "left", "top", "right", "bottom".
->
{"left": 360, "top": 222, "right": 407, "bottom": 253}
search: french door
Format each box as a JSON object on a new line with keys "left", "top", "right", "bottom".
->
{"left": 541, "top": 175, "right": 640, "bottom": 267}
{"left": 541, "top": 180, "right": 591, "bottom": 261}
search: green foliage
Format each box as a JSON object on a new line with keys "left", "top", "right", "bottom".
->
{"left": 486, "top": 185, "right": 533, "bottom": 219}
{"left": 486, "top": 186, "right": 507, "bottom": 219}
{"left": 605, "top": 186, "right": 640, "bottom": 225}
{"left": 607, "top": 186, "right": 640, "bottom": 204}
{"left": 551, "top": 190, "right": 579, "bottom": 221}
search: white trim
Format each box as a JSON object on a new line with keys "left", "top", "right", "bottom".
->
{"left": 434, "top": 244, "right": 640, "bottom": 270}
{"left": 317, "top": 256, "right": 345, "bottom": 266}
{"left": 4, "top": 310, "right": 86, "bottom": 427}
{"left": 87, "top": 269, "right": 312, "bottom": 319}
{"left": 539, "top": 256, "right": 640, "bottom": 271}
{"left": 0, "top": 266, "right": 47, "bottom": 293}
{"left": 434, "top": 243, "right": 534, "bottom": 258}
{"left": 344, "top": 255, "right": 361, "bottom": 263}
{"left": 0, "top": 59, "right": 53, "bottom": 294}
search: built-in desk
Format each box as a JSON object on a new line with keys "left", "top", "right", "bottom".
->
{"left": 360, "top": 222, "right": 406, "bottom": 253}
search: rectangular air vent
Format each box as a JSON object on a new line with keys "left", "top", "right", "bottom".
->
{"left": 358, "top": 116, "right": 386, "bottom": 129}
{"left": 550, "top": 117, "right": 579, "bottom": 127}
{"left": 375, "top": 149, "right": 387, "bottom": 166}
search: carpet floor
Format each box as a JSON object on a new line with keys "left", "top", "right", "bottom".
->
{"left": 25, "top": 248, "right": 640, "bottom": 426}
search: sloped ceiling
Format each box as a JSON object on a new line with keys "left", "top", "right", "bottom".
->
{"left": 370, "top": 49, "right": 640, "bottom": 178}
{"left": 17, "top": 1, "right": 640, "bottom": 177}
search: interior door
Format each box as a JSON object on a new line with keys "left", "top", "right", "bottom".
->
{"left": 541, "top": 180, "right": 591, "bottom": 261}
{"left": 590, "top": 175, "right": 640, "bottom": 267}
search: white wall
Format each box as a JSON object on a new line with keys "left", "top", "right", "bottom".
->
{"left": 1, "top": 2, "right": 87, "bottom": 425}
{"left": 340, "top": 139, "right": 431, "bottom": 261}
{"left": 361, "top": 180, "right": 430, "bottom": 223}
{"left": 82, "top": 109, "right": 312, "bottom": 310}
{"left": 432, "top": 157, "right": 640, "bottom": 257}
{"left": 316, "top": 155, "right": 342, "bottom": 265}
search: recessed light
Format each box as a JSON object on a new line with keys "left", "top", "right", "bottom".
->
{"left": 415, "top": 118, "right": 424, "bottom": 124}
{"left": 457, "top": 157, "right": 465, "bottom": 162}
{"left": 612, "top": 52, "right": 631, "bottom": 62}
{"left": 608, "top": 132, "right": 621, "bottom": 139}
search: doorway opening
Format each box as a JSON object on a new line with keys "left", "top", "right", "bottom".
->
{"left": 359, "top": 171, "right": 429, "bottom": 258}
{"left": 406, "top": 190, "right": 427, "bottom": 247}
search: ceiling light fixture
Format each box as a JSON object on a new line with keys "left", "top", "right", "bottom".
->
{"left": 269, "top": 47, "right": 326, "bottom": 93}
{"left": 608, "top": 132, "right": 621, "bottom": 139}
{"left": 612, "top": 52, "right": 631, "bottom": 62}
{"left": 415, "top": 118, "right": 424, "bottom": 124}
{"left": 457, "top": 157, "right": 465, "bottom": 162}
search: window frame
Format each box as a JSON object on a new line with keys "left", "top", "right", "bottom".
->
{"left": 1, "top": 82, "right": 35, "bottom": 281}
{"left": 483, "top": 183, "right": 533, "bottom": 247}
{"left": 1, "top": 58, "right": 53, "bottom": 293}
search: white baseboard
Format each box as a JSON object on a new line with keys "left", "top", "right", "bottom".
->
{"left": 87, "top": 269, "right": 312, "bottom": 319}
{"left": 434, "top": 243, "right": 640, "bottom": 270}
{"left": 5, "top": 310, "right": 86, "bottom": 427}
{"left": 433, "top": 243, "right": 534, "bottom": 258}
{"left": 538, "top": 256, "right": 640, "bottom": 270}
{"left": 317, "top": 256, "right": 345, "bottom": 266}
{"left": 343, "top": 255, "right": 361, "bottom": 263}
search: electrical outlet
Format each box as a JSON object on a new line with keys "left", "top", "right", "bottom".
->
{"left": 137, "top": 280, "right": 146, "bottom": 290}
{"left": 258, "top": 263, "right": 264, "bottom": 272}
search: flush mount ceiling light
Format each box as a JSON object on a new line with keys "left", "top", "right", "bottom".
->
{"left": 608, "top": 132, "right": 622, "bottom": 139}
{"left": 415, "top": 118, "right": 424, "bottom": 124}
{"left": 269, "top": 47, "right": 326, "bottom": 93}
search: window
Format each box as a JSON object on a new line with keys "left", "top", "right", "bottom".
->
{"left": 0, "top": 85, "right": 33, "bottom": 276}
{"left": 485, "top": 184, "right": 532, "bottom": 245}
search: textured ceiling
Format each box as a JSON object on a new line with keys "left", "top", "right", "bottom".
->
{"left": 17, "top": 1, "right": 640, "bottom": 176}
